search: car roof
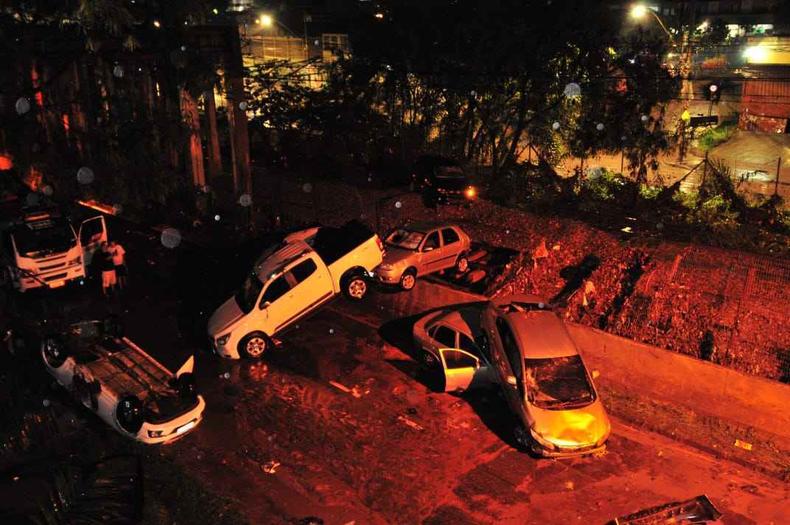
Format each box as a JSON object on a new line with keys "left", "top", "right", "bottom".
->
{"left": 503, "top": 310, "right": 579, "bottom": 359}
{"left": 402, "top": 222, "right": 459, "bottom": 234}
{"left": 426, "top": 307, "right": 480, "bottom": 338}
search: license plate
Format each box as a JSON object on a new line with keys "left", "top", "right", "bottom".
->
{"left": 176, "top": 420, "right": 197, "bottom": 435}
{"left": 49, "top": 280, "right": 66, "bottom": 288}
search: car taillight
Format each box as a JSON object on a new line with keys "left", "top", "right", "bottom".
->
{"left": 376, "top": 236, "right": 384, "bottom": 253}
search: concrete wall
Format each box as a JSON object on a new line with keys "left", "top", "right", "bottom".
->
{"left": 391, "top": 280, "right": 790, "bottom": 442}
{"left": 567, "top": 324, "right": 790, "bottom": 441}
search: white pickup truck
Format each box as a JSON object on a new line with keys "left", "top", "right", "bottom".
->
{"left": 207, "top": 221, "right": 384, "bottom": 359}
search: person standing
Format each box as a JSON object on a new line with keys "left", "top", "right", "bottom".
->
{"left": 99, "top": 242, "right": 117, "bottom": 298}
{"left": 109, "top": 240, "right": 127, "bottom": 289}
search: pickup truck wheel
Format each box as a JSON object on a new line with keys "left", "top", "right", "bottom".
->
{"left": 239, "top": 332, "right": 270, "bottom": 359}
{"left": 343, "top": 274, "right": 368, "bottom": 301}
{"left": 400, "top": 270, "right": 417, "bottom": 291}
{"left": 455, "top": 254, "right": 470, "bottom": 273}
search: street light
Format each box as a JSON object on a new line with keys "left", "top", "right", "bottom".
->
{"left": 259, "top": 14, "right": 273, "bottom": 27}
{"left": 629, "top": 4, "right": 673, "bottom": 41}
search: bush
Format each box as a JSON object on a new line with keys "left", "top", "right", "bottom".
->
{"left": 696, "top": 121, "right": 736, "bottom": 152}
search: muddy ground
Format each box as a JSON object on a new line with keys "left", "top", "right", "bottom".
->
{"left": 255, "top": 174, "right": 790, "bottom": 383}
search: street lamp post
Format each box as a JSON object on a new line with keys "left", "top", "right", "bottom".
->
{"left": 629, "top": 5, "right": 674, "bottom": 42}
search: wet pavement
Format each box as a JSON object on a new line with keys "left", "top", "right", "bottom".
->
{"left": 5, "top": 215, "right": 789, "bottom": 525}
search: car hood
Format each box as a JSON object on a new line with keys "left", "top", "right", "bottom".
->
{"left": 529, "top": 399, "right": 610, "bottom": 447}
{"left": 207, "top": 297, "right": 244, "bottom": 336}
{"left": 382, "top": 246, "right": 416, "bottom": 267}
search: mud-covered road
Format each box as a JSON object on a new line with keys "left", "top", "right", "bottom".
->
{"left": 8, "top": 217, "right": 788, "bottom": 525}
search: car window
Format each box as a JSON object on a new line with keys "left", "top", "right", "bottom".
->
{"left": 260, "top": 275, "right": 291, "bottom": 307}
{"left": 433, "top": 325, "right": 457, "bottom": 348}
{"left": 290, "top": 258, "right": 317, "bottom": 283}
{"left": 496, "top": 318, "right": 522, "bottom": 380}
{"left": 441, "top": 228, "right": 460, "bottom": 245}
{"left": 458, "top": 333, "right": 479, "bottom": 356}
{"left": 422, "top": 231, "right": 440, "bottom": 251}
{"left": 442, "top": 349, "right": 477, "bottom": 369}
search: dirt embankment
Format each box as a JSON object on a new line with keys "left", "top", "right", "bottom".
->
{"left": 254, "top": 174, "right": 790, "bottom": 383}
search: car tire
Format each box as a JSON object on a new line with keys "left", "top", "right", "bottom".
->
{"left": 238, "top": 332, "right": 271, "bottom": 360}
{"left": 342, "top": 272, "right": 369, "bottom": 301}
{"left": 176, "top": 373, "right": 197, "bottom": 400}
{"left": 400, "top": 269, "right": 417, "bottom": 291}
{"left": 41, "top": 336, "right": 68, "bottom": 368}
{"left": 116, "top": 395, "right": 144, "bottom": 434}
{"left": 455, "top": 254, "right": 470, "bottom": 274}
{"left": 514, "top": 425, "right": 530, "bottom": 449}
{"left": 421, "top": 350, "right": 441, "bottom": 371}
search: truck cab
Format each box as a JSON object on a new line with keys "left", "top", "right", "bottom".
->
{"left": 1, "top": 208, "right": 107, "bottom": 291}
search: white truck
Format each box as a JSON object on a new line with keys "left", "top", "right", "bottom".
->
{"left": 208, "top": 221, "right": 384, "bottom": 359}
{"left": 0, "top": 206, "right": 107, "bottom": 291}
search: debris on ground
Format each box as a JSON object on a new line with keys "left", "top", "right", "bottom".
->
{"left": 397, "top": 415, "right": 424, "bottom": 431}
{"left": 262, "top": 460, "right": 280, "bottom": 474}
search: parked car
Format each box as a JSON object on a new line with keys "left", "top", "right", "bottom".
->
{"left": 480, "top": 294, "right": 610, "bottom": 457}
{"left": 208, "top": 221, "right": 384, "bottom": 359}
{"left": 376, "top": 222, "right": 471, "bottom": 290}
{"left": 412, "top": 155, "right": 477, "bottom": 206}
{"left": 41, "top": 319, "right": 205, "bottom": 445}
{"left": 412, "top": 306, "right": 497, "bottom": 392}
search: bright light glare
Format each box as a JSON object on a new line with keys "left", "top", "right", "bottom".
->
{"left": 374, "top": 12, "right": 384, "bottom": 20}
{"left": 630, "top": 5, "right": 648, "bottom": 19}
{"left": 743, "top": 46, "right": 768, "bottom": 62}
{"left": 259, "top": 14, "right": 273, "bottom": 27}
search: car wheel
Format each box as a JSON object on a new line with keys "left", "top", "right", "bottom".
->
{"left": 41, "top": 336, "right": 68, "bottom": 368}
{"left": 514, "top": 425, "right": 530, "bottom": 449}
{"left": 239, "top": 332, "right": 270, "bottom": 359}
{"left": 400, "top": 270, "right": 417, "bottom": 291}
{"left": 455, "top": 254, "right": 469, "bottom": 273}
{"left": 176, "top": 373, "right": 197, "bottom": 399}
{"left": 422, "top": 350, "right": 438, "bottom": 369}
{"left": 116, "top": 395, "right": 144, "bottom": 434}
{"left": 343, "top": 273, "right": 368, "bottom": 301}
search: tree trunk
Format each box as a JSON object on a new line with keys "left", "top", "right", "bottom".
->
{"left": 225, "top": 25, "right": 251, "bottom": 196}
{"left": 203, "top": 89, "right": 222, "bottom": 181}
{"left": 180, "top": 88, "right": 206, "bottom": 187}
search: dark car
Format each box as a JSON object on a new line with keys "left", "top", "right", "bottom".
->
{"left": 412, "top": 155, "right": 477, "bottom": 206}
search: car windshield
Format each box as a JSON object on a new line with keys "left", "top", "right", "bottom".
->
{"left": 524, "top": 355, "right": 595, "bottom": 410}
{"left": 385, "top": 229, "right": 424, "bottom": 251}
{"left": 12, "top": 217, "right": 75, "bottom": 256}
{"left": 234, "top": 273, "right": 263, "bottom": 314}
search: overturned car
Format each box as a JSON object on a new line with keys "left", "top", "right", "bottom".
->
{"left": 41, "top": 319, "right": 205, "bottom": 444}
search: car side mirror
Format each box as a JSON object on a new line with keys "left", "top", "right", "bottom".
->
{"left": 261, "top": 301, "right": 271, "bottom": 309}
{"left": 591, "top": 369, "right": 601, "bottom": 380}
{"left": 506, "top": 375, "right": 518, "bottom": 387}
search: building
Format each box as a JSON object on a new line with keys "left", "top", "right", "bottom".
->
{"left": 739, "top": 37, "right": 790, "bottom": 133}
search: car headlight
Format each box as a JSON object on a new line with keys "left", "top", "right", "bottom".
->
{"left": 216, "top": 333, "right": 230, "bottom": 346}
{"left": 148, "top": 429, "right": 165, "bottom": 438}
{"left": 68, "top": 256, "right": 82, "bottom": 266}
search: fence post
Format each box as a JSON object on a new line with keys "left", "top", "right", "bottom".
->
{"left": 775, "top": 157, "right": 782, "bottom": 196}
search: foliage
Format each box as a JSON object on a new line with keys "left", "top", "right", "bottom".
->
{"left": 696, "top": 121, "right": 736, "bottom": 151}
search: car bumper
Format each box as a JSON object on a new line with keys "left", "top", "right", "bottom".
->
{"left": 135, "top": 395, "right": 206, "bottom": 444}
{"left": 375, "top": 268, "right": 403, "bottom": 284}
{"left": 16, "top": 264, "right": 85, "bottom": 291}
{"left": 531, "top": 441, "right": 607, "bottom": 458}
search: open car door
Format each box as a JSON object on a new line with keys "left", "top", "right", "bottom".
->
{"left": 438, "top": 348, "right": 486, "bottom": 393}
{"left": 79, "top": 216, "right": 107, "bottom": 266}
